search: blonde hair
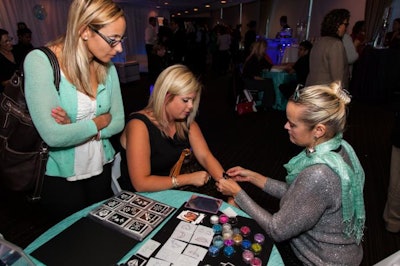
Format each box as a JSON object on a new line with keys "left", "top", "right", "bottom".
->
{"left": 246, "top": 39, "right": 267, "bottom": 62}
{"left": 146, "top": 64, "right": 202, "bottom": 139}
{"left": 51, "top": 0, "right": 124, "bottom": 97}
{"left": 290, "top": 81, "right": 351, "bottom": 137}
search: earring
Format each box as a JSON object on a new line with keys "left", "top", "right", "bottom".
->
{"left": 306, "top": 136, "right": 318, "bottom": 156}
{"left": 83, "top": 36, "right": 88, "bottom": 41}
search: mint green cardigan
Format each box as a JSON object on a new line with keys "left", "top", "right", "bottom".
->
{"left": 24, "top": 49, "right": 125, "bottom": 177}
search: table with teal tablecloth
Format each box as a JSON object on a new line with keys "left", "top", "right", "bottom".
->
{"left": 24, "top": 190, "right": 284, "bottom": 266}
{"left": 262, "top": 69, "right": 296, "bottom": 111}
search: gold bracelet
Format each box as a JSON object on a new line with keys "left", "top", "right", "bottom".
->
{"left": 171, "top": 176, "right": 179, "bottom": 188}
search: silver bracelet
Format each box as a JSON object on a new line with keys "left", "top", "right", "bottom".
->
{"left": 171, "top": 176, "right": 179, "bottom": 188}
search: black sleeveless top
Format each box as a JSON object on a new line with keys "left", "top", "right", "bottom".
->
{"left": 119, "top": 113, "right": 190, "bottom": 191}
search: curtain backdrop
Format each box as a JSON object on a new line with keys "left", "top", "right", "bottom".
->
{"left": 0, "top": 0, "right": 168, "bottom": 57}
{"left": 364, "top": 0, "right": 393, "bottom": 42}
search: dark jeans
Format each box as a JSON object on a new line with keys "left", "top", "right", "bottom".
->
{"left": 40, "top": 163, "right": 113, "bottom": 223}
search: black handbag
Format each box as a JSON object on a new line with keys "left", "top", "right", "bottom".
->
{"left": 0, "top": 47, "right": 60, "bottom": 201}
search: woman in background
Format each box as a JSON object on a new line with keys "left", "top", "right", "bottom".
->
{"left": 0, "top": 28, "right": 17, "bottom": 92}
{"left": 306, "top": 9, "right": 350, "bottom": 89}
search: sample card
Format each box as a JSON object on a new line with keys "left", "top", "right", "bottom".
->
{"left": 146, "top": 257, "right": 170, "bottom": 266}
{"left": 173, "top": 253, "right": 200, "bottom": 266}
{"left": 177, "top": 210, "right": 205, "bottom": 224}
{"left": 182, "top": 244, "right": 208, "bottom": 261}
{"left": 155, "top": 238, "right": 187, "bottom": 263}
{"left": 190, "top": 225, "right": 214, "bottom": 247}
{"left": 170, "top": 221, "right": 197, "bottom": 242}
{"left": 136, "top": 239, "right": 161, "bottom": 258}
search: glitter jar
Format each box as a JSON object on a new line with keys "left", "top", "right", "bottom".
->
{"left": 210, "top": 215, "right": 219, "bottom": 224}
{"left": 251, "top": 243, "right": 262, "bottom": 255}
{"left": 219, "top": 214, "right": 229, "bottom": 224}
{"left": 212, "top": 235, "right": 224, "bottom": 249}
{"left": 240, "top": 225, "right": 251, "bottom": 237}
{"left": 242, "top": 250, "right": 254, "bottom": 264}
{"left": 212, "top": 224, "right": 222, "bottom": 234}
{"left": 232, "top": 227, "right": 241, "bottom": 235}
{"left": 224, "top": 238, "right": 234, "bottom": 247}
{"left": 222, "top": 223, "right": 232, "bottom": 232}
{"left": 222, "top": 229, "right": 233, "bottom": 240}
{"left": 250, "top": 257, "right": 262, "bottom": 266}
{"left": 223, "top": 245, "right": 235, "bottom": 258}
{"left": 241, "top": 239, "right": 252, "bottom": 250}
{"left": 208, "top": 245, "right": 220, "bottom": 257}
{"left": 254, "top": 233, "right": 265, "bottom": 245}
{"left": 233, "top": 233, "right": 243, "bottom": 246}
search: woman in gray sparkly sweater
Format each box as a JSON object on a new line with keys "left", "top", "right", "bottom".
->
{"left": 217, "top": 82, "right": 365, "bottom": 265}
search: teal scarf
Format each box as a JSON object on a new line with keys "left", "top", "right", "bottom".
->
{"left": 284, "top": 133, "right": 365, "bottom": 244}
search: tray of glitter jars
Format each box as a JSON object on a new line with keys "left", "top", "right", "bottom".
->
{"left": 139, "top": 202, "right": 274, "bottom": 266}
{"left": 207, "top": 213, "right": 271, "bottom": 265}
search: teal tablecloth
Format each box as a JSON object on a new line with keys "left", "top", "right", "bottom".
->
{"left": 262, "top": 70, "right": 296, "bottom": 111}
{"left": 25, "top": 190, "right": 284, "bottom": 266}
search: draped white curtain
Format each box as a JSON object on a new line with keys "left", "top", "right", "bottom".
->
{"left": 0, "top": 0, "right": 169, "bottom": 57}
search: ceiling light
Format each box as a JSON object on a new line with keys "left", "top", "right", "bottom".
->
{"left": 184, "top": 10, "right": 189, "bottom": 13}
{"left": 221, "top": 0, "right": 227, "bottom": 3}
{"left": 205, "top": 4, "right": 211, "bottom": 8}
{"left": 164, "top": 2, "right": 168, "bottom": 5}
{"left": 193, "top": 8, "right": 198, "bottom": 11}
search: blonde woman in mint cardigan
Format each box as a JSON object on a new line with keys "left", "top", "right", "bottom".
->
{"left": 24, "top": 0, "right": 125, "bottom": 222}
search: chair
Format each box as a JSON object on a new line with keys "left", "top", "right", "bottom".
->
{"left": 243, "top": 78, "right": 275, "bottom": 109}
{"left": 111, "top": 152, "right": 122, "bottom": 195}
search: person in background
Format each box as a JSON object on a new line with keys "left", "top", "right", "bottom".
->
{"left": 24, "top": 0, "right": 126, "bottom": 221}
{"left": 242, "top": 38, "right": 272, "bottom": 80}
{"left": 0, "top": 28, "right": 17, "bottom": 93}
{"left": 241, "top": 38, "right": 274, "bottom": 110}
{"left": 169, "top": 18, "right": 186, "bottom": 64}
{"left": 385, "top": 18, "right": 400, "bottom": 49}
{"left": 145, "top": 16, "right": 158, "bottom": 70}
{"left": 383, "top": 110, "right": 400, "bottom": 233}
{"left": 276, "top": 15, "right": 291, "bottom": 38}
{"left": 217, "top": 81, "right": 365, "bottom": 265}
{"left": 119, "top": 64, "right": 226, "bottom": 192}
{"left": 306, "top": 9, "right": 350, "bottom": 89}
{"left": 148, "top": 43, "right": 171, "bottom": 85}
{"left": 216, "top": 25, "right": 231, "bottom": 75}
{"left": 342, "top": 31, "right": 358, "bottom": 81}
{"left": 351, "top": 20, "right": 366, "bottom": 55}
{"left": 13, "top": 27, "right": 34, "bottom": 65}
{"left": 243, "top": 20, "right": 257, "bottom": 59}
{"left": 280, "top": 40, "right": 312, "bottom": 99}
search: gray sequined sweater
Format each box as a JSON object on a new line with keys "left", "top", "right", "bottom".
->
{"left": 235, "top": 148, "right": 363, "bottom": 265}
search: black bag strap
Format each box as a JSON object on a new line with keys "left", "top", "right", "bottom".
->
{"left": 27, "top": 47, "right": 61, "bottom": 202}
{"left": 36, "top": 46, "right": 61, "bottom": 90}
